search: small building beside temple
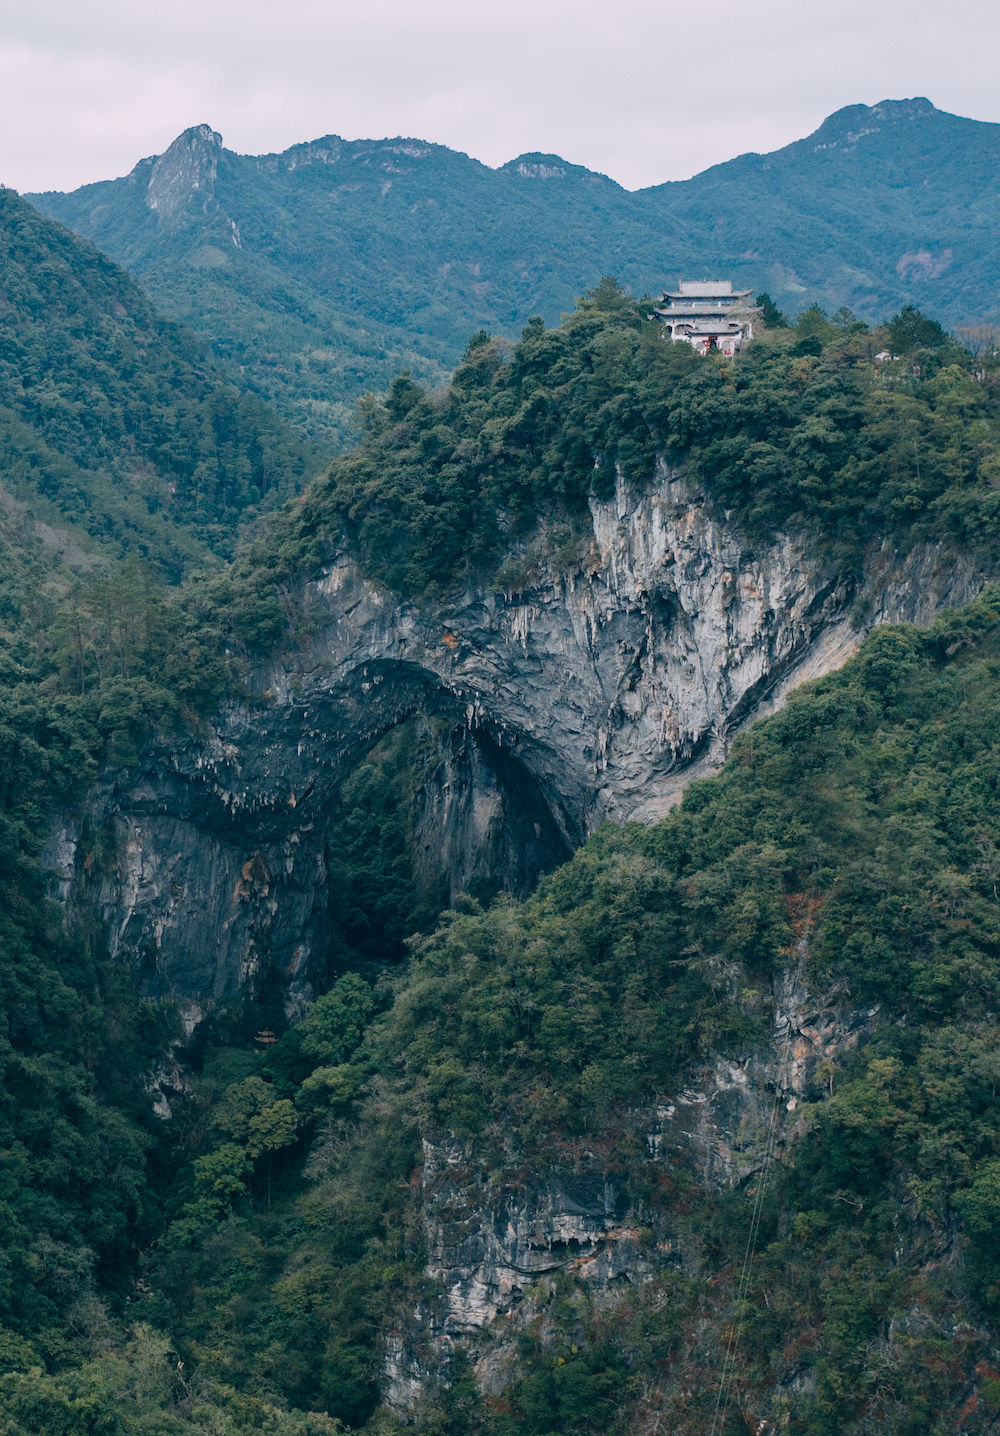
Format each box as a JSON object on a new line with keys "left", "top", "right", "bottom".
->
{"left": 653, "top": 280, "right": 757, "bottom": 356}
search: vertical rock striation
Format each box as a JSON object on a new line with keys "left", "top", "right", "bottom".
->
{"left": 383, "top": 956, "right": 883, "bottom": 1409}
{"left": 50, "top": 466, "right": 987, "bottom": 1010}
{"left": 145, "top": 124, "right": 223, "bottom": 227}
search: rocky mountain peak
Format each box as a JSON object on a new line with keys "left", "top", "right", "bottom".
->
{"left": 257, "top": 134, "right": 344, "bottom": 173}
{"left": 146, "top": 124, "right": 223, "bottom": 225}
{"left": 506, "top": 153, "right": 568, "bottom": 179}
{"left": 807, "top": 96, "right": 937, "bottom": 153}
{"left": 501, "top": 151, "right": 616, "bottom": 186}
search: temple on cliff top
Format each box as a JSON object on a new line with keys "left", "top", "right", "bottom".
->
{"left": 653, "top": 280, "right": 757, "bottom": 356}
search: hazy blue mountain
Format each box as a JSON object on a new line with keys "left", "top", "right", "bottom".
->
{"left": 27, "top": 98, "right": 1000, "bottom": 443}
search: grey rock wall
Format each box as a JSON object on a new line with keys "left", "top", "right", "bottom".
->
{"left": 42, "top": 465, "right": 993, "bottom": 1409}
{"left": 383, "top": 952, "right": 881, "bottom": 1410}
{"left": 48, "top": 465, "right": 987, "bottom": 1010}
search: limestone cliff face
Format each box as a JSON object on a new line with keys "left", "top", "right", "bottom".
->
{"left": 50, "top": 466, "right": 985, "bottom": 1017}
{"left": 145, "top": 124, "right": 223, "bottom": 228}
{"left": 384, "top": 959, "right": 881, "bottom": 1409}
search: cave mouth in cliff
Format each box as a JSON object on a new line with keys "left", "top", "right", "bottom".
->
{"left": 318, "top": 714, "right": 574, "bottom": 982}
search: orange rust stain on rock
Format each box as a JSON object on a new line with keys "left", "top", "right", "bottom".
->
{"left": 234, "top": 851, "right": 271, "bottom": 904}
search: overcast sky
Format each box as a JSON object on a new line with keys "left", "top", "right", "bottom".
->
{"left": 2, "top": 0, "right": 998, "bottom": 194}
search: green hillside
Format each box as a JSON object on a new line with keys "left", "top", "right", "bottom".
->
{"left": 223, "top": 284, "right": 1000, "bottom": 607}
{"left": 0, "top": 198, "right": 327, "bottom": 1366}
{"left": 640, "top": 97, "right": 1000, "bottom": 323}
{"left": 8, "top": 586, "right": 1000, "bottom": 1432}
{"left": 0, "top": 187, "right": 319, "bottom": 575}
{"left": 0, "top": 201, "right": 325, "bottom": 1431}
{"left": 142, "top": 587, "right": 1000, "bottom": 1434}
{"left": 27, "top": 99, "right": 1000, "bottom": 444}
{"left": 4, "top": 290, "right": 1000, "bottom": 1430}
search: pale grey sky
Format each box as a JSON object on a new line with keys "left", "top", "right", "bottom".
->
{"left": 2, "top": 0, "right": 998, "bottom": 193}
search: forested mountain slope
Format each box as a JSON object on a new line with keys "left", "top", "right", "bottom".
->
{"left": 27, "top": 98, "right": 1000, "bottom": 443}
{"left": 0, "top": 196, "right": 326, "bottom": 1417}
{"left": 58, "top": 291, "right": 1000, "bottom": 1012}
{"left": 11, "top": 592, "right": 1000, "bottom": 1433}
{"left": 141, "top": 588, "right": 1000, "bottom": 1435}
{"left": 0, "top": 187, "right": 319, "bottom": 574}
{"left": 6, "top": 291, "right": 1000, "bottom": 1432}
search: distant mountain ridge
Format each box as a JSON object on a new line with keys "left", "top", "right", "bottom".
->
{"left": 28, "top": 98, "right": 1000, "bottom": 443}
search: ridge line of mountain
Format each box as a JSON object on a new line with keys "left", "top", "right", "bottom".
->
{"left": 26, "top": 94, "right": 955, "bottom": 198}
{"left": 26, "top": 95, "right": 1000, "bottom": 449}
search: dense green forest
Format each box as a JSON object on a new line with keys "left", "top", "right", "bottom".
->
{"left": 29, "top": 98, "right": 1000, "bottom": 444}
{"left": 225, "top": 280, "right": 1000, "bottom": 605}
{"left": 0, "top": 187, "right": 319, "bottom": 574}
{"left": 130, "top": 586, "right": 1000, "bottom": 1435}
{"left": 6, "top": 267, "right": 1000, "bottom": 1431}
{"left": 9, "top": 579, "right": 1000, "bottom": 1431}
{"left": 0, "top": 194, "right": 329, "bottom": 1435}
